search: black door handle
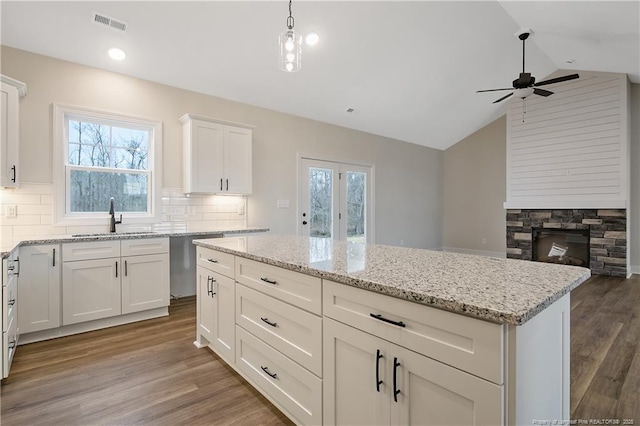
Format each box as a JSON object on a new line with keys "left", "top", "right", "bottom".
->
{"left": 370, "top": 313, "right": 406, "bottom": 328}
{"left": 260, "top": 277, "right": 277, "bottom": 285}
{"left": 393, "top": 357, "right": 401, "bottom": 402}
{"left": 376, "top": 349, "right": 384, "bottom": 392}
{"left": 302, "top": 221, "right": 308, "bottom": 225}
{"left": 260, "top": 317, "right": 277, "bottom": 327}
{"left": 261, "top": 366, "right": 277, "bottom": 379}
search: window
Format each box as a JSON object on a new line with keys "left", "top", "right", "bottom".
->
{"left": 53, "top": 104, "right": 162, "bottom": 225}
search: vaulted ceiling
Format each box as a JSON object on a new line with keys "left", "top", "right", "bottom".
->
{"left": 1, "top": 1, "right": 638, "bottom": 150}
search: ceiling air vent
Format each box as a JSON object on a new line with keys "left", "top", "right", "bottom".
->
{"left": 91, "top": 11, "right": 128, "bottom": 32}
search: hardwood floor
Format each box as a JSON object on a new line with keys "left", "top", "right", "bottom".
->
{"left": 2, "top": 275, "right": 639, "bottom": 424}
{"left": 570, "top": 274, "right": 640, "bottom": 420}
{"left": 0, "top": 297, "right": 293, "bottom": 425}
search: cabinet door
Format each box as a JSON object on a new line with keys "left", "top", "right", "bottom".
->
{"left": 62, "top": 259, "right": 121, "bottom": 325}
{"left": 18, "top": 245, "right": 61, "bottom": 333}
{"left": 223, "top": 126, "right": 252, "bottom": 194}
{"left": 196, "top": 266, "right": 216, "bottom": 343}
{"left": 324, "top": 317, "right": 390, "bottom": 426}
{"left": 391, "top": 344, "right": 503, "bottom": 425}
{"left": 184, "top": 119, "right": 224, "bottom": 193}
{"left": 211, "top": 271, "right": 235, "bottom": 362}
{"left": 1, "top": 81, "right": 19, "bottom": 188}
{"left": 121, "top": 253, "right": 169, "bottom": 314}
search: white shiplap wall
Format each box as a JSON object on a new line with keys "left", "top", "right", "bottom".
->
{"left": 505, "top": 71, "right": 630, "bottom": 209}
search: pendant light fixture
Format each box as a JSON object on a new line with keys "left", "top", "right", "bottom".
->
{"left": 279, "top": 0, "right": 301, "bottom": 72}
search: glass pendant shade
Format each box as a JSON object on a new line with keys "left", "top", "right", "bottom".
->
{"left": 279, "top": 29, "right": 302, "bottom": 72}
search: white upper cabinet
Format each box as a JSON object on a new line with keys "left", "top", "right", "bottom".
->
{"left": 1, "top": 75, "right": 26, "bottom": 188}
{"left": 181, "top": 114, "right": 253, "bottom": 195}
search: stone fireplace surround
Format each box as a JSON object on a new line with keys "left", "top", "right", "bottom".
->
{"left": 506, "top": 209, "right": 627, "bottom": 277}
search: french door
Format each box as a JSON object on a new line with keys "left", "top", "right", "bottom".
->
{"left": 299, "top": 158, "right": 373, "bottom": 243}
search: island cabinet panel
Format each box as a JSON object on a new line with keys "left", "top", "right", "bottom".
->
{"left": 236, "top": 283, "right": 322, "bottom": 376}
{"left": 323, "top": 280, "right": 504, "bottom": 385}
{"left": 235, "top": 257, "right": 322, "bottom": 315}
{"left": 236, "top": 326, "right": 322, "bottom": 425}
{"left": 324, "top": 317, "right": 503, "bottom": 426}
{"left": 196, "top": 247, "right": 235, "bottom": 278}
{"left": 196, "top": 265, "right": 235, "bottom": 363}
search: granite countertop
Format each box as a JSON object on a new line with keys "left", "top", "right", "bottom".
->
{"left": 193, "top": 234, "right": 591, "bottom": 326}
{"left": 1, "top": 227, "right": 268, "bottom": 259}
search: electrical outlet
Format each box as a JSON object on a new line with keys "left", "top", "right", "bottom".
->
{"left": 5, "top": 205, "right": 17, "bottom": 218}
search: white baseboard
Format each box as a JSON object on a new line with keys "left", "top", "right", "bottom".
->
{"left": 441, "top": 246, "right": 506, "bottom": 258}
{"left": 629, "top": 265, "right": 640, "bottom": 276}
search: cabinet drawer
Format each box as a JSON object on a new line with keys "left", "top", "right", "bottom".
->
{"left": 3, "top": 271, "right": 17, "bottom": 332}
{"left": 121, "top": 237, "right": 169, "bottom": 257}
{"left": 235, "top": 257, "right": 321, "bottom": 315}
{"left": 197, "top": 247, "right": 235, "bottom": 278}
{"left": 235, "top": 326, "right": 322, "bottom": 425}
{"left": 323, "top": 280, "right": 504, "bottom": 385}
{"left": 236, "top": 284, "right": 322, "bottom": 376}
{"left": 63, "top": 240, "right": 120, "bottom": 262}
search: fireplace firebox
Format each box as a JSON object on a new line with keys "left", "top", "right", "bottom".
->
{"left": 532, "top": 228, "right": 590, "bottom": 267}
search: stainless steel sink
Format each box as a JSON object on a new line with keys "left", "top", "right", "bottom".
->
{"left": 71, "top": 231, "right": 160, "bottom": 237}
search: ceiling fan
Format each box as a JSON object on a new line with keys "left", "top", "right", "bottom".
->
{"left": 477, "top": 30, "right": 580, "bottom": 104}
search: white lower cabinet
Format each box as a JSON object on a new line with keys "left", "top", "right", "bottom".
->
{"left": 236, "top": 326, "right": 322, "bottom": 425}
{"left": 62, "top": 258, "right": 121, "bottom": 325}
{"left": 17, "top": 244, "right": 61, "bottom": 333}
{"left": 2, "top": 252, "right": 19, "bottom": 378}
{"left": 323, "top": 317, "right": 503, "bottom": 425}
{"left": 196, "top": 266, "right": 235, "bottom": 362}
{"left": 122, "top": 253, "right": 170, "bottom": 314}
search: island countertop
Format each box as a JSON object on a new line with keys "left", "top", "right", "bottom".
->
{"left": 193, "top": 234, "right": 591, "bottom": 326}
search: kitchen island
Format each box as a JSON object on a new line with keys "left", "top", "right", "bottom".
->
{"left": 193, "top": 234, "right": 591, "bottom": 425}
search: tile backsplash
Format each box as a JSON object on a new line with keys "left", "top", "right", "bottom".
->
{"left": 0, "top": 184, "right": 247, "bottom": 251}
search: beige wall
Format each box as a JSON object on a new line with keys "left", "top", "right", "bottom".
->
{"left": 442, "top": 116, "right": 506, "bottom": 256}
{"left": 1, "top": 46, "right": 443, "bottom": 249}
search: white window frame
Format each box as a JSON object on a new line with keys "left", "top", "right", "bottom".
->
{"left": 53, "top": 104, "right": 163, "bottom": 226}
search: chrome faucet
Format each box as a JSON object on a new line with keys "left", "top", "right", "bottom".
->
{"left": 108, "top": 197, "right": 122, "bottom": 233}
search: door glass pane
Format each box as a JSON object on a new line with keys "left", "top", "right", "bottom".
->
{"left": 346, "top": 171, "right": 366, "bottom": 242}
{"left": 309, "top": 167, "right": 333, "bottom": 238}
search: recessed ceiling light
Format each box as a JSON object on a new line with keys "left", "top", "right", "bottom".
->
{"left": 108, "top": 48, "right": 126, "bottom": 61}
{"left": 305, "top": 32, "right": 319, "bottom": 46}
{"left": 346, "top": 107, "right": 355, "bottom": 113}
{"left": 566, "top": 59, "right": 576, "bottom": 64}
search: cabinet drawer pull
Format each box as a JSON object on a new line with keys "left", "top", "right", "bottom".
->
{"left": 260, "top": 277, "right": 277, "bottom": 285}
{"left": 8, "top": 340, "right": 16, "bottom": 349}
{"left": 260, "top": 365, "right": 278, "bottom": 379}
{"left": 7, "top": 265, "right": 14, "bottom": 271}
{"left": 393, "top": 357, "right": 401, "bottom": 402}
{"left": 370, "top": 313, "right": 406, "bottom": 328}
{"left": 260, "top": 317, "right": 277, "bottom": 327}
{"left": 376, "top": 349, "right": 384, "bottom": 392}
{"left": 8, "top": 299, "right": 15, "bottom": 306}
{"left": 207, "top": 258, "right": 219, "bottom": 264}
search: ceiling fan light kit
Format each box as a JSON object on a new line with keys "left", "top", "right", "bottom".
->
{"left": 477, "top": 29, "right": 580, "bottom": 104}
{"left": 279, "top": 0, "right": 302, "bottom": 73}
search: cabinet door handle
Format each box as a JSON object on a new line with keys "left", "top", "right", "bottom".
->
{"left": 260, "top": 277, "right": 277, "bottom": 285}
{"left": 393, "top": 357, "right": 401, "bottom": 402}
{"left": 376, "top": 349, "right": 384, "bottom": 392}
{"left": 52, "top": 248, "right": 56, "bottom": 267}
{"left": 220, "top": 178, "right": 223, "bottom": 191}
{"left": 261, "top": 365, "right": 278, "bottom": 379}
{"left": 8, "top": 340, "right": 16, "bottom": 349}
{"left": 115, "top": 261, "right": 118, "bottom": 278}
{"left": 11, "top": 165, "right": 16, "bottom": 183}
{"left": 8, "top": 299, "right": 15, "bottom": 306}
{"left": 207, "top": 258, "right": 218, "bottom": 264}
{"left": 125, "top": 260, "right": 128, "bottom": 276}
{"left": 260, "top": 317, "right": 277, "bottom": 328}
{"left": 226, "top": 179, "right": 229, "bottom": 191}
{"left": 370, "top": 313, "right": 406, "bottom": 328}
{"left": 207, "top": 276, "right": 216, "bottom": 297}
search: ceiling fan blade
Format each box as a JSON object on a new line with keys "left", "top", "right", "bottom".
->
{"left": 534, "top": 74, "right": 579, "bottom": 87}
{"left": 534, "top": 88, "right": 553, "bottom": 97}
{"left": 476, "top": 88, "right": 514, "bottom": 93}
{"left": 493, "top": 92, "right": 514, "bottom": 104}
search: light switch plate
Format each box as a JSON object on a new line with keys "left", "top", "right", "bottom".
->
{"left": 5, "top": 204, "right": 17, "bottom": 218}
